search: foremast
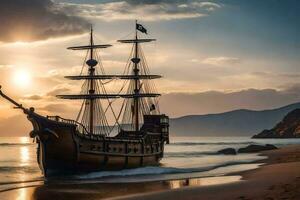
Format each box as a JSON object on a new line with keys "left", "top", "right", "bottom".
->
{"left": 57, "top": 26, "right": 113, "bottom": 135}
{"left": 89, "top": 27, "right": 95, "bottom": 134}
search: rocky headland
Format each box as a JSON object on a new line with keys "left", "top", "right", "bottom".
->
{"left": 253, "top": 109, "right": 300, "bottom": 138}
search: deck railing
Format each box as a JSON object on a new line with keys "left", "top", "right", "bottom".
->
{"left": 47, "top": 116, "right": 90, "bottom": 135}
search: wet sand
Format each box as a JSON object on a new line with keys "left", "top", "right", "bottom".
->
{"left": 1, "top": 145, "right": 300, "bottom": 200}
{"left": 115, "top": 145, "right": 300, "bottom": 200}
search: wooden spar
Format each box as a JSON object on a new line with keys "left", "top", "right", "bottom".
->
{"left": 64, "top": 75, "right": 162, "bottom": 80}
{"left": 0, "top": 86, "right": 28, "bottom": 113}
{"left": 117, "top": 39, "right": 156, "bottom": 43}
{"left": 67, "top": 44, "right": 112, "bottom": 50}
{"left": 57, "top": 93, "right": 160, "bottom": 99}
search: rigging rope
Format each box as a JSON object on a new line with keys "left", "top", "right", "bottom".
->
{"left": 72, "top": 31, "right": 160, "bottom": 134}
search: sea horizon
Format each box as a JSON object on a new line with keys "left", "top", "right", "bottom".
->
{"left": 1, "top": 136, "right": 300, "bottom": 189}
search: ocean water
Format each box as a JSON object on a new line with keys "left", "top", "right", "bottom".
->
{"left": 0, "top": 136, "right": 300, "bottom": 190}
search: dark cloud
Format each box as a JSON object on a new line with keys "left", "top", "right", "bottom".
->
{"left": 0, "top": 0, "right": 89, "bottom": 42}
{"left": 252, "top": 71, "right": 300, "bottom": 79}
{"left": 160, "top": 86, "right": 300, "bottom": 117}
{"left": 3, "top": 85, "right": 300, "bottom": 136}
{"left": 57, "top": 0, "right": 221, "bottom": 21}
{"left": 125, "top": 0, "right": 190, "bottom": 5}
{"left": 282, "top": 83, "right": 300, "bottom": 94}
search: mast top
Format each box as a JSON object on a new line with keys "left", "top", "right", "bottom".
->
{"left": 118, "top": 20, "right": 155, "bottom": 44}
{"left": 67, "top": 25, "right": 112, "bottom": 50}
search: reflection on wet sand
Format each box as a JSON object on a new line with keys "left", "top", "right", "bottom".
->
{"left": 168, "top": 176, "right": 241, "bottom": 189}
{"left": 29, "top": 176, "right": 241, "bottom": 200}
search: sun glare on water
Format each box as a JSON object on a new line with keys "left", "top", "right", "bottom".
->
{"left": 13, "top": 70, "right": 32, "bottom": 88}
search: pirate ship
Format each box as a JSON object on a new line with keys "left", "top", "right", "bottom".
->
{"left": 0, "top": 22, "right": 169, "bottom": 177}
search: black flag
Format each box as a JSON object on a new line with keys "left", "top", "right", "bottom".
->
{"left": 136, "top": 23, "right": 147, "bottom": 34}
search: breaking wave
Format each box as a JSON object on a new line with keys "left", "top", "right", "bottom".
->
{"left": 74, "top": 160, "right": 258, "bottom": 182}
{"left": 170, "top": 141, "right": 255, "bottom": 146}
{"left": 165, "top": 151, "right": 222, "bottom": 157}
{"left": 75, "top": 166, "right": 191, "bottom": 180}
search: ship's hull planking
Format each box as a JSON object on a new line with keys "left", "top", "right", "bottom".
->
{"left": 28, "top": 113, "right": 168, "bottom": 177}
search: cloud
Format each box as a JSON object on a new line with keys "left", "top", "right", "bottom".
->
{"left": 46, "top": 87, "right": 71, "bottom": 97}
{"left": 191, "top": 1, "right": 222, "bottom": 11}
{"left": 39, "top": 103, "right": 73, "bottom": 113}
{"left": 0, "top": 0, "right": 89, "bottom": 42}
{"left": 251, "top": 71, "right": 300, "bottom": 79}
{"left": 21, "top": 86, "right": 72, "bottom": 102}
{"left": 2, "top": 85, "right": 300, "bottom": 136}
{"left": 202, "top": 56, "right": 241, "bottom": 66}
{"left": 160, "top": 85, "right": 300, "bottom": 117}
{"left": 56, "top": 0, "right": 222, "bottom": 21}
{"left": 22, "top": 95, "right": 43, "bottom": 101}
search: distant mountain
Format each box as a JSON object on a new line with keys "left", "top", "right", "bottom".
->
{"left": 169, "top": 102, "right": 300, "bottom": 136}
{"left": 253, "top": 109, "right": 300, "bottom": 138}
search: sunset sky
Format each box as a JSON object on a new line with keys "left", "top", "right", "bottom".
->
{"left": 0, "top": 0, "right": 299, "bottom": 136}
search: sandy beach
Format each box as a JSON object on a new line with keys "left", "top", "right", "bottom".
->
{"left": 1, "top": 144, "right": 300, "bottom": 200}
{"left": 114, "top": 145, "right": 300, "bottom": 200}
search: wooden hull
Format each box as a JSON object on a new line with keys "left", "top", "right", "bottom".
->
{"left": 28, "top": 113, "right": 166, "bottom": 177}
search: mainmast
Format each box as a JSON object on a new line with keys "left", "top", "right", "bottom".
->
{"left": 117, "top": 20, "right": 160, "bottom": 132}
{"left": 133, "top": 20, "right": 140, "bottom": 132}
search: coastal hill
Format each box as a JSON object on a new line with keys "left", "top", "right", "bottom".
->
{"left": 170, "top": 102, "right": 300, "bottom": 136}
{"left": 253, "top": 109, "right": 300, "bottom": 138}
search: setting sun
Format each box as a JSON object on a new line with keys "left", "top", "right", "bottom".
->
{"left": 13, "top": 70, "right": 31, "bottom": 87}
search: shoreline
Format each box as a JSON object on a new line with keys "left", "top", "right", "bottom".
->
{"left": 114, "top": 145, "right": 300, "bottom": 200}
{"left": 0, "top": 145, "right": 299, "bottom": 200}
